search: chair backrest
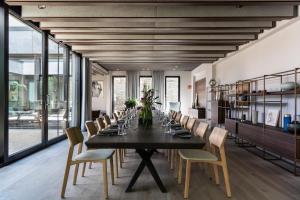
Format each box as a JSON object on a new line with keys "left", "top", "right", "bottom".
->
{"left": 175, "top": 113, "right": 182, "bottom": 123}
{"left": 113, "top": 112, "right": 119, "bottom": 121}
{"left": 172, "top": 112, "right": 177, "bottom": 120}
{"left": 186, "top": 117, "right": 196, "bottom": 131}
{"left": 96, "top": 117, "right": 106, "bottom": 130}
{"left": 85, "top": 121, "right": 98, "bottom": 138}
{"left": 194, "top": 122, "right": 209, "bottom": 139}
{"left": 181, "top": 115, "right": 189, "bottom": 127}
{"left": 103, "top": 114, "right": 111, "bottom": 126}
{"left": 65, "top": 127, "right": 84, "bottom": 146}
{"left": 209, "top": 127, "right": 228, "bottom": 148}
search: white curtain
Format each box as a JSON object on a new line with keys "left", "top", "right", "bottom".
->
{"left": 152, "top": 71, "right": 165, "bottom": 109}
{"left": 127, "top": 71, "right": 139, "bottom": 99}
{"left": 81, "top": 57, "right": 92, "bottom": 130}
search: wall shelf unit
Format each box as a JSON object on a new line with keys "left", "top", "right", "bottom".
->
{"left": 219, "top": 68, "right": 300, "bottom": 175}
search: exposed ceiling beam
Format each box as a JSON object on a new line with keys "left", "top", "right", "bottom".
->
{"left": 83, "top": 52, "right": 225, "bottom": 57}
{"left": 89, "top": 57, "right": 218, "bottom": 61}
{"left": 6, "top": 0, "right": 300, "bottom": 6}
{"left": 54, "top": 34, "right": 256, "bottom": 40}
{"left": 71, "top": 45, "right": 237, "bottom": 51}
{"left": 21, "top": 5, "right": 296, "bottom": 19}
{"left": 61, "top": 40, "right": 251, "bottom": 45}
{"left": 49, "top": 27, "right": 263, "bottom": 35}
{"left": 39, "top": 21, "right": 275, "bottom": 28}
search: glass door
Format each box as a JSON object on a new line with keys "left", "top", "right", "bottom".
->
{"left": 8, "top": 15, "right": 43, "bottom": 155}
{"left": 48, "top": 39, "right": 68, "bottom": 140}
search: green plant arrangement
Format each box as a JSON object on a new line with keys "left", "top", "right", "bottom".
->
{"left": 139, "top": 87, "right": 161, "bottom": 127}
{"left": 124, "top": 98, "right": 137, "bottom": 109}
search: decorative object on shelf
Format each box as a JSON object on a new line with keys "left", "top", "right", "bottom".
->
{"left": 252, "top": 110, "right": 258, "bottom": 124}
{"left": 281, "top": 82, "right": 299, "bottom": 91}
{"left": 288, "top": 121, "right": 300, "bottom": 135}
{"left": 283, "top": 114, "right": 292, "bottom": 132}
{"left": 139, "top": 87, "right": 161, "bottom": 127}
{"left": 265, "top": 109, "right": 280, "bottom": 127}
{"left": 124, "top": 98, "right": 137, "bottom": 110}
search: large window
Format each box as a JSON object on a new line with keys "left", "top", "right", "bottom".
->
{"left": 113, "top": 77, "right": 126, "bottom": 112}
{"left": 139, "top": 76, "right": 152, "bottom": 98}
{"left": 165, "top": 76, "right": 180, "bottom": 111}
{"left": 8, "top": 15, "right": 43, "bottom": 155}
{"left": 48, "top": 38, "right": 68, "bottom": 140}
{"left": 5, "top": 13, "right": 78, "bottom": 160}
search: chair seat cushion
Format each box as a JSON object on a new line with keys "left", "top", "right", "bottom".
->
{"left": 179, "top": 149, "right": 218, "bottom": 161}
{"left": 74, "top": 149, "right": 115, "bottom": 161}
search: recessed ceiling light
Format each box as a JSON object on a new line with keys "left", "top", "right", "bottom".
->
{"left": 38, "top": 5, "right": 46, "bottom": 9}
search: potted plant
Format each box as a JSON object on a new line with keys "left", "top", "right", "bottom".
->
{"left": 139, "top": 87, "right": 161, "bottom": 127}
{"left": 124, "top": 98, "right": 137, "bottom": 110}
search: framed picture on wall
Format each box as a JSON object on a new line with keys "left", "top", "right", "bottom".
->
{"left": 92, "top": 80, "right": 103, "bottom": 97}
{"left": 265, "top": 109, "right": 280, "bottom": 126}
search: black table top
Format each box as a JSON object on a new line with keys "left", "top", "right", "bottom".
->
{"left": 85, "top": 116, "right": 205, "bottom": 149}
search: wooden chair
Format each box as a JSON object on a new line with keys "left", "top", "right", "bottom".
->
{"left": 172, "top": 112, "right": 177, "bottom": 120}
{"left": 103, "top": 114, "right": 125, "bottom": 168}
{"left": 85, "top": 121, "right": 119, "bottom": 178}
{"left": 175, "top": 113, "right": 182, "bottom": 123}
{"left": 103, "top": 114, "right": 111, "bottom": 127}
{"left": 178, "top": 127, "right": 231, "bottom": 199}
{"left": 180, "top": 115, "right": 189, "bottom": 128}
{"left": 186, "top": 117, "right": 196, "bottom": 131}
{"left": 113, "top": 112, "right": 119, "bottom": 121}
{"left": 61, "top": 127, "right": 115, "bottom": 199}
{"left": 96, "top": 117, "right": 106, "bottom": 131}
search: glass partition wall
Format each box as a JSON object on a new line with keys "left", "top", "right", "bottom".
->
{"left": 3, "top": 12, "right": 79, "bottom": 161}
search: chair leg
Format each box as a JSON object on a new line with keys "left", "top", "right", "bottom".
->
{"left": 212, "top": 164, "right": 220, "bottom": 185}
{"left": 110, "top": 157, "right": 115, "bottom": 185}
{"left": 177, "top": 156, "right": 183, "bottom": 184}
{"left": 222, "top": 164, "right": 232, "bottom": 197}
{"left": 73, "top": 163, "right": 80, "bottom": 185}
{"left": 61, "top": 162, "right": 71, "bottom": 198}
{"left": 89, "top": 162, "right": 92, "bottom": 169}
{"left": 115, "top": 151, "right": 119, "bottom": 178}
{"left": 118, "top": 149, "right": 123, "bottom": 168}
{"left": 81, "top": 162, "right": 86, "bottom": 177}
{"left": 170, "top": 149, "right": 174, "bottom": 170}
{"left": 184, "top": 160, "right": 191, "bottom": 199}
{"left": 102, "top": 160, "right": 108, "bottom": 199}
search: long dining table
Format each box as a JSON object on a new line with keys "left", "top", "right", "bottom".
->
{"left": 85, "top": 115, "right": 205, "bottom": 193}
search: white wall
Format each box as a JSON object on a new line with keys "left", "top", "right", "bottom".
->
{"left": 212, "top": 17, "right": 300, "bottom": 123}
{"left": 191, "top": 64, "right": 214, "bottom": 121}
{"left": 214, "top": 17, "right": 300, "bottom": 83}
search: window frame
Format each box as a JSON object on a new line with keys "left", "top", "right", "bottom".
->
{"left": 139, "top": 75, "right": 152, "bottom": 98}
{"left": 112, "top": 76, "right": 127, "bottom": 113}
{"left": 165, "top": 76, "right": 181, "bottom": 108}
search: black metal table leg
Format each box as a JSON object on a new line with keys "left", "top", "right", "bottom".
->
{"left": 125, "top": 148, "right": 167, "bottom": 193}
